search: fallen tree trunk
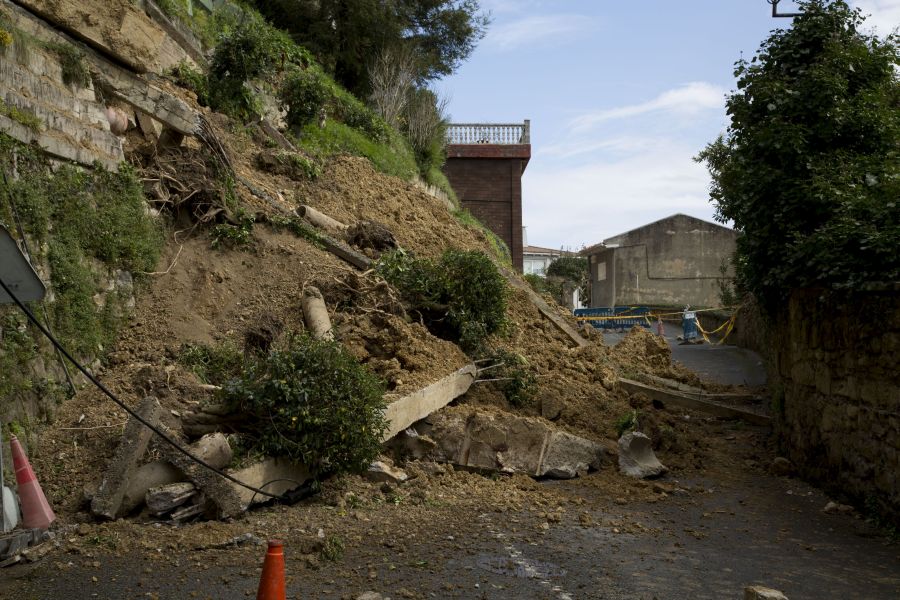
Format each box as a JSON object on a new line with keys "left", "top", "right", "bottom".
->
{"left": 296, "top": 205, "right": 349, "bottom": 237}
{"left": 302, "top": 286, "right": 334, "bottom": 341}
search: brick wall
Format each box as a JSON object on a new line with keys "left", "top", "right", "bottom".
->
{"left": 442, "top": 144, "right": 530, "bottom": 272}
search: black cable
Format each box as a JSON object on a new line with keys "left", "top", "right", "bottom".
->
{"left": 1, "top": 168, "right": 77, "bottom": 397}
{"left": 0, "top": 274, "right": 284, "bottom": 500}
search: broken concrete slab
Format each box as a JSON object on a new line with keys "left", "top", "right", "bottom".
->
{"left": 619, "top": 378, "right": 771, "bottom": 426}
{"left": 421, "top": 407, "right": 605, "bottom": 479}
{"left": 228, "top": 458, "right": 311, "bottom": 511}
{"left": 618, "top": 432, "right": 667, "bottom": 479}
{"left": 381, "top": 364, "right": 477, "bottom": 441}
{"left": 145, "top": 482, "right": 197, "bottom": 515}
{"left": 91, "top": 397, "right": 161, "bottom": 520}
{"left": 0, "top": 528, "right": 48, "bottom": 562}
{"left": 160, "top": 435, "right": 244, "bottom": 520}
{"left": 745, "top": 586, "right": 789, "bottom": 600}
{"left": 121, "top": 432, "right": 232, "bottom": 514}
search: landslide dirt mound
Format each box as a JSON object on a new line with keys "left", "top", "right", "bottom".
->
{"left": 29, "top": 87, "right": 736, "bottom": 534}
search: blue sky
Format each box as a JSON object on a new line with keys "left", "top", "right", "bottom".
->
{"left": 438, "top": 0, "right": 900, "bottom": 250}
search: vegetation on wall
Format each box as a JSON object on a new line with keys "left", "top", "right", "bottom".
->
{"left": 376, "top": 248, "right": 508, "bottom": 352}
{"left": 0, "top": 135, "right": 163, "bottom": 402}
{"left": 696, "top": 0, "right": 900, "bottom": 312}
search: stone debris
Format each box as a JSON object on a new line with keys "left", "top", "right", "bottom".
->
{"left": 355, "top": 592, "right": 385, "bottom": 600}
{"left": 617, "top": 432, "right": 668, "bottom": 479}
{"left": 365, "top": 458, "right": 409, "bottom": 485}
{"left": 745, "top": 585, "right": 789, "bottom": 600}
{"left": 421, "top": 407, "right": 605, "bottom": 479}
{"left": 145, "top": 482, "right": 197, "bottom": 515}
{"left": 822, "top": 501, "right": 854, "bottom": 515}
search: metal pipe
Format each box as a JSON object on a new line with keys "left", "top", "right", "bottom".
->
{"left": 768, "top": 0, "right": 802, "bottom": 18}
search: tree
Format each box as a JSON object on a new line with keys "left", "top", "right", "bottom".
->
{"left": 252, "top": 0, "right": 488, "bottom": 96}
{"left": 696, "top": 0, "right": 900, "bottom": 312}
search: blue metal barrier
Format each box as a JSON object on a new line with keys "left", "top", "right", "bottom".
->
{"left": 573, "top": 306, "right": 651, "bottom": 330}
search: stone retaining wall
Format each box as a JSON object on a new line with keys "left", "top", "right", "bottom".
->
{"left": 771, "top": 288, "right": 900, "bottom": 521}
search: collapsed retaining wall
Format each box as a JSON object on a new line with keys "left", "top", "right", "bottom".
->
{"left": 771, "top": 288, "right": 900, "bottom": 521}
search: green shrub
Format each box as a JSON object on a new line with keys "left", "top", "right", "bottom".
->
{"left": 210, "top": 212, "right": 255, "bottom": 249}
{"left": 178, "top": 342, "right": 244, "bottom": 385}
{"left": 222, "top": 334, "right": 387, "bottom": 476}
{"left": 169, "top": 61, "right": 209, "bottom": 106}
{"left": 281, "top": 68, "right": 330, "bottom": 127}
{"left": 376, "top": 249, "right": 508, "bottom": 352}
{"left": 523, "top": 274, "right": 549, "bottom": 294}
{"left": 451, "top": 208, "right": 511, "bottom": 266}
{"left": 45, "top": 42, "right": 90, "bottom": 89}
{"left": 480, "top": 348, "right": 537, "bottom": 408}
{"left": 615, "top": 410, "right": 639, "bottom": 437}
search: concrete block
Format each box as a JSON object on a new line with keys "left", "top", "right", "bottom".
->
{"left": 381, "top": 364, "right": 477, "bottom": 441}
{"left": 91, "top": 397, "right": 161, "bottom": 520}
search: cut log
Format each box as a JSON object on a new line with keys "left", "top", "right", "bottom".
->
{"left": 91, "top": 397, "right": 161, "bottom": 520}
{"left": 145, "top": 482, "right": 197, "bottom": 514}
{"left": 296, "top": 205, "right": 349, "bottom": 236}
{"left": 302, "top": 286, "right": 334, "bottom": 341}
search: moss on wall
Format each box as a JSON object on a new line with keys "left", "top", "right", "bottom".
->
{"left": 0, "top": 134, "right": 164, "bottom": 421}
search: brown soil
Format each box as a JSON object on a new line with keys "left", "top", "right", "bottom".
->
{"left": 22, "top": 86, "right": 752, "bottom": 563}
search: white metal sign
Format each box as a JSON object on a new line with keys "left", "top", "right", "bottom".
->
{"left": 0, "top": 223, "right": 46, "bottom": 304}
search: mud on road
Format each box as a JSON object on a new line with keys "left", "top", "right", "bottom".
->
{"left": 3, "top": 421, "right": 898, "bottom": 600}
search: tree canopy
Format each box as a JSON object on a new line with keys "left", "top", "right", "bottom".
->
{"left": 696, "top": 0, "right": 900, "bottom": 311}
{"left": 251, "top": 0, "right": 489, "bottom": 96}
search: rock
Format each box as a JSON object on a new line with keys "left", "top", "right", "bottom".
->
{"left": 355, "top": 593, "right": 384, "bottom": 600}
{"left": 769, "top": 457, "right": 793, "bottom": 476}
{"left": 145, "top": 482, "right": 197, "bottom": 515}
{"left": 365, "top": 459, "right": 409, "bottom": 485}
{"left": 618, "top": 432, "right": 667, "bottom": 479}
{"left": 745, "top": 585, "right": 789, "bottom": 600}
{"left": 823, "top": 501, "right": 854, "bottom": 515}
{"left": 421, "top": 407, "right": 605, "bottom": 478}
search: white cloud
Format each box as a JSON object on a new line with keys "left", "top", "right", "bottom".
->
{"left": 852, "top": 0, "right": 900, "bottom": 35}
{"left": 485, "top": 14, "right": 591, "bottom": 50}
{"left": 569, "top": 82, "right": 727, "bottom": 133}
{"left": 523, "top": 142, "right": 720, "bottom": 248}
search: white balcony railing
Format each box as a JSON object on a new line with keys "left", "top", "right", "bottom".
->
{"left": 446, "top": 120, "right": 530, "bottom": 145}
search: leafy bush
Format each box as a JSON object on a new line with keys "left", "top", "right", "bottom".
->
{"left": 376, "top": 249, "right": 508, "bottom": 352}
{"left": 695, "top": 0, "right": 900, "bottom": 311}
{"left": 480, "top": 348, "right": 537, "bottom": 408}
{"left": 178, "top": 342, "right": 244, "bottom": 385}
{"left": 281, "top": 68, "right": 330, "bottom": 127}
{"left": 546, "top": 256, "right": 587, "bottom": 283}
{"left": 222, "top": 334, "right": 387, "bottom": 476}
{"left": 169, "top": 61, "right": 209, "bottom": 106}
{"left": 615, "top": 410, "right": 639, "bottom": 437}
{"left": 207, "top": 14, "right": 311, "bottom": 120}
{"left": 523, "top": 273, "right": 548, "bottom": 294}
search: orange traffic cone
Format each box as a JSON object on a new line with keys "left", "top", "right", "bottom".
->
{"left": 10, "top": 435, "right": 55, "bottom": 530}
{"left": 257, "top": 539, "right": 286, "bottom": 600}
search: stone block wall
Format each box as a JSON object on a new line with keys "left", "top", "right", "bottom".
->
{"left": 772, "top": 288, "right": 900, "bottom": 521}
